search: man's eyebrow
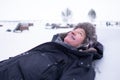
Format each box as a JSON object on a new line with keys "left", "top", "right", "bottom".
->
{"left": 78, "top": 30, "right": 84, "bottom": 34}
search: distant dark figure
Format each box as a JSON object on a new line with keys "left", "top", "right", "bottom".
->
{"left": 13, "top": 23, "right": 33, "bottom": 32}
{"left": 0, "top": 24, "right": 3, "bottom": 27}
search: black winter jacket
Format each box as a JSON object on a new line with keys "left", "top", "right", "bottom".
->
{"left": 0, "top": 35, "right": 103, "bottom": 80}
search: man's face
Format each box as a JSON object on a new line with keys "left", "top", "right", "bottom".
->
{"left": 64, "top": 28, "right": 86, "bottom": 47}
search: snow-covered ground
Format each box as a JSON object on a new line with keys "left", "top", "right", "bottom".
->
{"left": 0, "top": 21, "right": 120, "bottom": 80}
{"left": 0, "top": 21, "right": 73, "bottom": 60}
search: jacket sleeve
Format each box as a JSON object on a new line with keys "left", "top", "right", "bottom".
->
{"left": 92, "top": 41, "right": 104, "bottom": 60}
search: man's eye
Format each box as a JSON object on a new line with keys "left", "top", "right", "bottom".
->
{"left": 78, "top": 32, "right": 82, "bottom": 36}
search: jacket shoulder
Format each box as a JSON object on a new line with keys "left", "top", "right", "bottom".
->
{"left": 28, "top": 42, "right": 67, "bottom": 52}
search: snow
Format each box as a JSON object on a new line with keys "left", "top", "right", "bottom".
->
{"left": 0, "top": 21, "right": 120, "bottom": 80}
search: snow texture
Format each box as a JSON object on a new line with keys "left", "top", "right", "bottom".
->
{"left": 0, "top": 21, "right": 120, "bottom": 80}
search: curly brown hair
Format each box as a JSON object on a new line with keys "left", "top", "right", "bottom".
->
{"left": 74, "top": 22, "right": 97, "bottom": 48}
{"left": 60, "top": 22, "right": 97, "bottom": 48}
{"left": 58, "top": 22, "right": 97, "bottom": 49}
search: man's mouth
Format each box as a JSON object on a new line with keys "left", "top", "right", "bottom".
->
{"left": 71, "top": 36, "right": 75, "bottom": 40}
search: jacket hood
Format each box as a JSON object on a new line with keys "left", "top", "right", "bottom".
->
{"left": 51, "top": 33, "right": 103, "bottom": 60}
{"left": 52, "top": 33, "right": 78, "bottom": 51}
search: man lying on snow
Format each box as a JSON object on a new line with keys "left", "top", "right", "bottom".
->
{"left": 0, "top": 22, "right": 103, "bottom": 80}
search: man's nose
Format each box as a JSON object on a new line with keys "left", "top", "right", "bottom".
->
{"left": 71, "top": 31, "right": 76, "bottom": 35}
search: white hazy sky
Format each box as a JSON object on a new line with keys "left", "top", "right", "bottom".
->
{"left": 0, "top": 0, "right": 120, "bottom": 21}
